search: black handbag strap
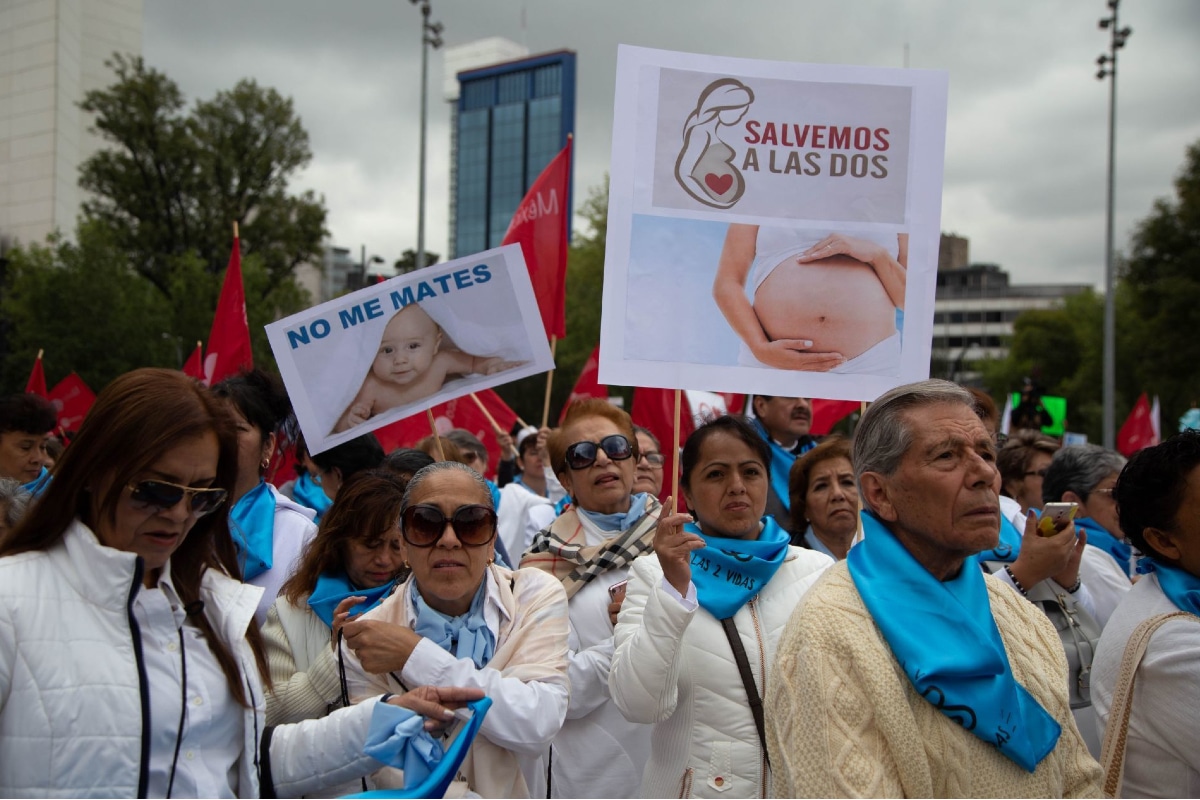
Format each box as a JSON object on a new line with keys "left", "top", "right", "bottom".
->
{"left": 720, "top": 616, "right": 769, "bottom": 765}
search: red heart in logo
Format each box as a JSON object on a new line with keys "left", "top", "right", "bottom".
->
{"left": 704, "top": 173, "right": 733, "bottom": 195}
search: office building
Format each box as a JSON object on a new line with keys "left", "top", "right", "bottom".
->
{"left": 0, "top": 0, "right": 142, "bottom": 249}
{"left": 447, "top": 48, "right": 575, "bottom": 259}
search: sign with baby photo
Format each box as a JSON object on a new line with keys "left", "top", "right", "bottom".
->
{"left": 267, "top": 244, "right": 554, "bottom": 455}
{"left": 599, "top": 45, "right": 949, "bottom": 403}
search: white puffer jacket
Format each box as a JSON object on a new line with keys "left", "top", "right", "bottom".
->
{"left": 0, "top": 520, "right": 385, "bottom": 798}
{"left": 610, "top": 546, "right": 832, "bottom": 799}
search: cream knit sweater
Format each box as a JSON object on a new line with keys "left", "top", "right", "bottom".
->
{"left": 766, "top": 562, "right": 1102, "bottom": 798}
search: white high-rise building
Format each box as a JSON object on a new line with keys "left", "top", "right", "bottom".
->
{"left": 0, "top": 0, "right": 143, "bottom": 250}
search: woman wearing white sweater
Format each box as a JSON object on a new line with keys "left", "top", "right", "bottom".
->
{"left": 264, "top": 468, "right": 408, "bottom": 726}
{"left": 610, "top": 415, "right": 832, "bottom": 798}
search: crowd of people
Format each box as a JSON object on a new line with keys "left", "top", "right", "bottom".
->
{"left": 0, "top": 371, "right": 1196, "bottom": 798}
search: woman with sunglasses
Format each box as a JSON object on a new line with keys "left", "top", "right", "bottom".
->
{"left": 341, "top": 461, "right": 570, "bottom": 797}
{"left": 263, "top": 468, "right": 408, "bottom": 729}
{"left": 212, "top": 370, "right": 319, "bottom": 624}
{"left": 518, "top": 398, "right": 663, "bottom": 799}
{"left": 609, "top": 414, "right": 833, "bottom": 798}
{"left": 0, "top": 369, "right": 483, "bottom": 797}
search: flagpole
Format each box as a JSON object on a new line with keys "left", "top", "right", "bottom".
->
{"left": 426, "top": 409, "right": 446, "bottom": 461}
{"left": 671, "top": 388, "right": 682, "bottom": 514}
{"left": 233, "top": 221, "right": 239, "bottom": 239}
{"left": 541, "top": 335, "right": 557, "bottom": 428}
{"left": 469, "top": 392, "right": 502, "bottom": 434}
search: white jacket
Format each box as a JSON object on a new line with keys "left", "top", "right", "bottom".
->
{"left": 247, "top": 486, "right": 318, "bottom": 624}
{"left": 610, "top": 546, "right": 832, "bottom": 799}
{"left": 0, "top": 520, "right": 386, "bottom": 798}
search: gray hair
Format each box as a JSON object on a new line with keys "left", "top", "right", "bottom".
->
{"left": 1042, "top": 444, "right": 1125, "bottom": 504}
{"left": 852, "top": 380, "right": 977, "bottom": 512}
{"left": 445, "top": 428, "right": 486, "bottom": 460}
{"left": 0, "top": 478, "right": 31, "bottom": 529}
{"left": 400, "top": 461, "right": 494, "bottom": 513}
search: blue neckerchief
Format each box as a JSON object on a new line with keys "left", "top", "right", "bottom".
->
{"left": 577, "top": 492, "right": 649, "bottom": 533}
{"left": 751, "top": 418, "right": 798, "bottom": 513}
{"left": 1148, "top": 558, "right": 1200, "bottom": 616}
{"left": 411, "top": 579, "right": 495, "bottom": 669}
{"left": 803, "top": 526, "right": 837, "bottom": 560}
{"left": 307, "top": 571, "right": 397, "bottom": 628}
{"left": 21, "top": 466, "right": 51, "bottom": 498}
{"left": 363, "top": 697, "right": 493, "bottom": 797}
{"left": 1075, "top": 516, "right": 1132, "bottom": 577}
{"left": 554, "top": 496, "right": 571, "bottom": 516}
{"left": 229, "top": 480, "right": 277, "bottom": 581}
{"left": 976, "top": 512, "right": 1024, "bottom": 564}
{"left": 486, "top": 478, "right": 501, "bottom": 512}
{"left": 684, "top": 516, "right": 789, "bottom": 619}
{"left": 848, "top": 511, "right": 1061, "bottom": 772}
{"left": 291, "top": 472, "right": 331, "bottom": 524}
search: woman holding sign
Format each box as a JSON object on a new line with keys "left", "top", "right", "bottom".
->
{"left": 714, "top": 223, "right": 907, "bottom": 374}
{"left": 609, "top": 415, "right": 832, "bottom": 798}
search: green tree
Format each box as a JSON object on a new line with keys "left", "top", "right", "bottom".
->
{"left": 78, "top": 54, "right": 326, "bottom": 298}
{"left": 393, "top": 249, "right": 440, "bottom": 275}
{"left": 1123, "top": 139, "right": 1200, "bottom": 425}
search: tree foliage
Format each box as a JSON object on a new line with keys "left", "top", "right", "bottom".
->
{"left": 78, "top": 54, "right": 326, "bottom": 298}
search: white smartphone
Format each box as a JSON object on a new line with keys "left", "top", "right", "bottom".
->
{"left": 1038, "top": 502, "right": 1079, "bottom": 536}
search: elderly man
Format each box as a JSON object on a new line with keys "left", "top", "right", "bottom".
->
{"left": 766, "top": 380, "right": 1100, "bottom": 797}
{"left": 749, "top": 395, "right": 817, "bottom": 534}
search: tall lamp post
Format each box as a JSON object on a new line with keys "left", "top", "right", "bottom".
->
{"left": 411, "top": 0, "right": 443, "bottom": 272}
{"left": 1096, "top": 0, "right": 1131, "bottom": 449}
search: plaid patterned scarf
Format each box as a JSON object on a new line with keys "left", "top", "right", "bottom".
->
{"left": 520, "top": 497, "right": 662, "bottom": 599}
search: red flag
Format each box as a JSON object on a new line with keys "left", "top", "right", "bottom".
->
{"left": 182, "top": 341, "right": 205, "bottom": 381}
{"left": 1117, "top": 392, "right": 1156, "bottom": 456}
{"left": 25, "top": 350, "right": 47, "bottom": 398}
{"left": 47, "top": 372, "right": 95, "bottom": 434}
{"left": 811, "top": 399, "right": 861, "bottom": 436}
{"left": 205, "top": 232, "right": 253, "bottom": 385}
{"left": 559, "top": 345, "right": 607, "bottom": 423}
{"left": 501, "top": 137, "right": 571, "bottom": 339}
{"left": 371, "top": 389, "right": 519, "bottom": 479}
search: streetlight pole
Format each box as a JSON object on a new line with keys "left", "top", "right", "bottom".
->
{"left": 411, "top": 0, "right": 443, "bottom": 273}
{"left": 1096, "top": 0, "right": 1131, "bottom": 450}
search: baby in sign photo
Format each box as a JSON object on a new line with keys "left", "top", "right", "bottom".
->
{"left": 333, "top": 303, "right": 522, "bottom": 432}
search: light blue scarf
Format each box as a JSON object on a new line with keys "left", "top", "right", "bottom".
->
{"left": 1075, "top": 516, "right": 1132, "bottom": 577}
{"left": 577, "top": 492, "right": 649, "bottom": 532}
{"left": 751, "top": 418, "right": 796, "bottom": 514}
{"left": 684, "top": 517, "right": 789, "bottom": 619}
{"left": 229, "top": 480, "right": 276, "bottom": 581}
{"left": 21, "top": 466, "right": 51, "bottom": 498}
{"left": 411, "top": 579, "right": 495, "bottom": 669}
{"left": 848, "top": 511, "right": 1061, "bottom": 772}
{"left": 364, "top": 697, "right": 493, "bottom": 795}
{"left": 291, "top": 472, "right": 331, "bottom": 524}
{"left": 1149, "top": 558, "right": 1200, "bottom": 616}
{"left": 975, "top": 512, "right": 1024, "bottom": 564}
{"left": 307, "top": 571, "right": 397, "bottom": 628}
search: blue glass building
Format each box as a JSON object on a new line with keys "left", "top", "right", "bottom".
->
{"left": 450, "top": 50, "right": 576, "bottom": 259}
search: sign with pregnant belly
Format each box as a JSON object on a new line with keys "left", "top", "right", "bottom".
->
{"left": 266, "top": 244, "right": 553, "bottom": 455}
{"left": 600, "top": 45, "right": 948, "bottom": 401}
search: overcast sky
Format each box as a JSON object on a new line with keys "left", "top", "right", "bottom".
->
{"left": 142, "top": 1, "right": 1200, "bottom": 288}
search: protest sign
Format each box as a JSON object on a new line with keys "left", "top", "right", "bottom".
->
{"left": 599, "top": 45, "right": 948, "bottom": 402}
{"left": 267, "top": 245, "right": 553, "bottom": 454}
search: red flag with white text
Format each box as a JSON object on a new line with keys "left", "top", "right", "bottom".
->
{"left": 501, "top": 138, "right": 571, "bottom": 339}
{"left": 1117, "top": 393, "right": 1157, "bottom": 456}
{"left": 25, "top": 351, "right": 47, "bottom": 398}
{"left": 559, "top": 345, "right": 607, "bottom": 422}
{"left": 47, "top": 373, "right": 95, "bottom": 434}
{"left": 205, "top": 235, "right": 253, "bottom": 385}
{"left": 372, "top": 389, "right": 519, "bottom": 480}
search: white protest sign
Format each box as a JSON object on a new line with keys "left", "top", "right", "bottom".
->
{"left": 267, "top": 244, "right": 553, "bottom": 454}
{"left": 599, "top": 45, "right": 948, "bottom": 402}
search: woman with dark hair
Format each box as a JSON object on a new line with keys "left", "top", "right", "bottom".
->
{"left": 278, "top": 434, "right": 332, "bottom": 524}
{"left": 382, "top": 448, "right": 436, "bottom": 484}
{"left": 264, "top": 469, "right": 408, "bottom": 727}
{"left": 342, "top": 461, "right": 570, "bottom": 797}
{"left": 1093, "top": 431, "right": 1200, "bottom": 798}
{"left": 609, "top": 415, "right": 833, "bottom": 798}
{"left": 212, "top": 369, "right": 319, "bottom": 623}
{"left": 787, "top": 434, "right": 861, "bottom": 558}
{"left": 0, "top": 368, "right": 480, "bottom": 797}
{"left": 309, "top": 432, "right": 385, "bottom": 501}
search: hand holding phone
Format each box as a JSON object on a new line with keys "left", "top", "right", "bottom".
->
{"left": 1038, "top": 502, "right": 1078, "bottom": 537}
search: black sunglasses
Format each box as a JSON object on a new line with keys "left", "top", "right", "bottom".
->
{"left": 563, "top": 434, "right": 633, "bottom": 470}
{"left": 127, "top": 480, "right": 228, "bottom": 517}
{"left": 401, "top": 504, "right": 497, "bottom": 548}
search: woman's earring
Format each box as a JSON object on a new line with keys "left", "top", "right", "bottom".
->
{"left": 260, "top": 458, "right": 270, "bottom": 471}
{"left": 486, "top": 558, "right": 494, "bottom": 566}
